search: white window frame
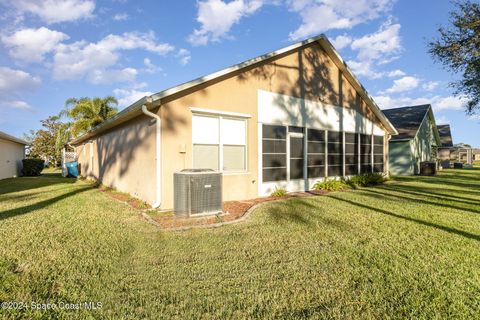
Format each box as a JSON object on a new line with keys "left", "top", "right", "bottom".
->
{"left": 192, "top": 112, "right": 248, "bottom": 173}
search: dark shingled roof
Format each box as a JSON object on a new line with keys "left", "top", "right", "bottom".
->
{"left": 437, "top": 124, "right": 453, "bottom": 147}
{"left": 382, "top": 105, "right": 431, "bottom": 141}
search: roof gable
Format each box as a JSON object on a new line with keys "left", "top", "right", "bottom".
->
{"left": 437, "top": 124, "right": 453, "bottom": 147}
{"left": 383, "top": 105, "right": 432, "bottom": 141}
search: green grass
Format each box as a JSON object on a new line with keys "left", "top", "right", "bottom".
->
{"left": 0, "top": 169, "right": 479, "bottom": 319}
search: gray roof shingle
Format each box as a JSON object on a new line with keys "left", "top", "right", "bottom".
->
{"left": 437, "top": 124, "right": 453, "bottom": 147}
{"left": 382, "top": 104, "right": 431, "bottom": 141}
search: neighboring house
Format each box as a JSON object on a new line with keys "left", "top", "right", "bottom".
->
{"left": 0, "top": 131, "right": 27, "bottom": 180}
{"left": 70, "top": 34, "right": 397, "bottom": 210}
{"left": 383, "top": 105, "right": 441, "bottom": 175}
{"left": 437, "top": 124, "right": 454, "bottom": 167}
{"left": 452, "top": 143, "right": 473, "bottom": 164}
{"left": 473, "top": 149, "right": 480, "bottom": 161}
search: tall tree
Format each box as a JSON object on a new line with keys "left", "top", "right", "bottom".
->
{"left": 63, "top": 96, "right": 119, "bottom": 137}
{"left": 25, "top": 116, "right": 62, "bottom": 166}
{"left": 428, "top": 0, "right": 480, "bottom": 114}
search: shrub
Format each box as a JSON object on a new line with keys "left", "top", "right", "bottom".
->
{"left": 21, "top": 159, "right": 44, "bottom": 176}
{"left": 313, "top": 178, "right": 348, "bottom": 191}
{"left": 270, "top": 187, "right": 287, "bottom": 197}
{"left": 349, "top": 172, "right": 387, "bottom": 187}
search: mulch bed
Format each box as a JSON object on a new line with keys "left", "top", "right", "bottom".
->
{"left": 147, "top": 190, "right": 329, "bottom": 230}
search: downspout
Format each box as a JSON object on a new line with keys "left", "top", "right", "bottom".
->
{"left": 141, "top": 97, "right": 161, "bottom": 209}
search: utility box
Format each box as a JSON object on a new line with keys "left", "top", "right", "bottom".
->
{"left": 420, "top": 161, "right": 436, "bottom": 176}
{"left": 174, "top": 169, "right": 222, "bottom": 216}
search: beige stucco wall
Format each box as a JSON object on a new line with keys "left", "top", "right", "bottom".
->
{"left": 0, "top": 138, "right": 25, "bottom": 180}
{"left": 159, "top": 43, "right": 388, "bottom": 209}
{"left": 74, "top": 42, "right": 390, "bottom": 209}
{"left": 76, "top": 115, "right": 156, "bottom": 204}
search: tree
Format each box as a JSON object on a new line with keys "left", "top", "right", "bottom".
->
{"left": 25, "top": 116, "right": 62, "bottom": 166}
{"left": 63, "top": 96, "right": 119, "bottom": 137}
{"left": 428, "top": 0, "right": 480, "bottom": 114}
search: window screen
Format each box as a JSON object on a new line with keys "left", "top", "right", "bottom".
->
{"left": 262, "top": 124, "right": 287, "bottom": 182}
{"left": 360, "top": 133, "right": 372, "bottom": 174}
{"left": 327, "top": 131, "right": 343, "bottom": 177}
{"left": 345, "top": 132, "right": 358, "bottom": 175}
{"left": 373, "top": 135, "right": 384, "bottom": 173}
{"left": 290, "top": 136, "right": 304, "bottom": 180}
{"left": 307, "top": 128, "right": 325, "bottom": 178}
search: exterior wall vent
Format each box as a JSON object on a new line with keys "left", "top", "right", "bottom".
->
{"left": 174, "top": 169, "right": 222, "bottom": 216}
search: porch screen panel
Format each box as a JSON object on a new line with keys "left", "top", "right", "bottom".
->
{"left": 360, "top": 134, "right": 372, "bottom": 174}
{"left": 373, "top": 135, "right": 384, "bottom": 172}
{"left": 327, "top": 131, "right": 343, "bottom": 176}
{"left": 345, "top": 132, "right": 359, "bottom": 175}
{"left": 307, "top": 129, "right": 325, "bottom": 178}
{"left": 262, "top": 124, "right": 287, "bottom": 182}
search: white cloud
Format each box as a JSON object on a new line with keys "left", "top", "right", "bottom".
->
{"left": 188, "top": 0, "right": 264, "bottom": 46}
{"left": 288, "top": 0, "right": 395, "bottom": 40}
{"left": 113, "top": 13, "right": 128, "bottom": 21}
{"left": 387, "top": 69, "right": 405, "bottom": 78}
{"left": 87, "top": 68, "right": 137, "bottom": 84}
{"left": 6, "top": 100, "right": 33, "bottom": 111}
{"left": 331, "top": 34, "right": 352, "bottom": 50}
{"left": 385, "top": 76, "right": 419, "bottom": 93}
{"left": 436, "top": 115, "right": 450, "bottom": 125}
{"left": 8, "top": 0, "right": 95, "bottom": 24}
{"left": 52, "top": 32, "right": 174, "bottom": 83}
{"left": 343, "top": 20, "right": 402, "bottom": 79}
{"left": 422, "top": 81, "right": 440, "bottom": 91}
{"left": 0, "top": 66, "right": 41, "bottom": 92}
{"left": 468, "top": 114, "right": 480, "bottom": 121}
{"left": 347, "top": 60, "right": 383, "bottom": 79}
{"left": 177, "top": 49, "right": 191, "bottom": 65}
{"left": 143, "top": 58, "right": 161, "bottom": 74}
{"left": 350, "top": 21, "right": 401, "bottom": 62}
{"left": 374, "top": 94, "right": 466, "bottom": 112}
{"left": 1, "top": 27, "right": 69, "bottom": 63}
{"left": 0, "top": 66, "right": 40, "bottom": 111}
{"left": 113, "top": 87, "right": 153, "bottom": 107}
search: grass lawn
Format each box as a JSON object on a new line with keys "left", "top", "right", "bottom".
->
{"left": 0, "top": 169, "right": 479, "bottom": 319}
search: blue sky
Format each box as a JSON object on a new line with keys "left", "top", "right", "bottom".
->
{"left": 0, "top": 0, "right": 478, "bottom": 146}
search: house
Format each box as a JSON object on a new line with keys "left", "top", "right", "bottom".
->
{"left": 473, "top": 149, "right": 480, "bottom": 162}
{"left": 451, "top": 143, "right": 473, "bottom": 165}
{"left": 0, "top": 131, "right": 27, "bottom": 180}
{"left": 437, "top": 124, "right": 454, "bottom": 167}
{"left": 383, "top": 105, "right": 441, "bottom": 175}
{"left": 70, "top": 34, "right": 397, "bottom": 210}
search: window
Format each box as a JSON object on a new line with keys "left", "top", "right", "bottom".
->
{"left": 360, "top": 134, "right": 372, "bottom": 174}
{"left": 192, "top": 114, "right": 246, "bottom": 171}
{"left": 327, "top": 131, "right": 343, "bottom": 176}
{"left": 373, "top": 135, "right": 384, "bottom": 172}
{"left": 307, "top": 129, "right": 325, "bottom": 178}
{"left": 262, "top": 124, "right": 287, "bottom": 182}
{"left": 345, "top": 132, "right": 358, "bottom": 175}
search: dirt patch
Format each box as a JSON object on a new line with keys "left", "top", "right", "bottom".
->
{"left": 147, "top": 190, "right": 330, "bottom": 230}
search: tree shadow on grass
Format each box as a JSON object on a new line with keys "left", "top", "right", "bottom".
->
{"left": 381, "top": 185, "right": 480, "bottom": 206}
{"left": 266, "top": 197, "right": 352, "bottom": 231}
{"left": 0, "top": 174, "right": 78, "bottom": 196}
{"left": 0, "top": 186, "right": 91, "bottom": 221}
{"left": 327, "top": 194, "right": 480, "bottom": 242}
{"left": 393, "top": 175, "right": 480, "bottom": 191}
{"left": 361, "top": 188, "right": 480, "bottom": 215}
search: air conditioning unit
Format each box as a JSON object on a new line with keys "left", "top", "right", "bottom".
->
{"left": 174, "top": 169, "right": 222, "bottom": 216}
{"left": 420, "top": 161, "right": 437, "bottom": 175}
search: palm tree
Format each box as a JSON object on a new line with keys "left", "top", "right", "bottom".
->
{"left": 62, "top": 96, "right": 119, "bottom": 137}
